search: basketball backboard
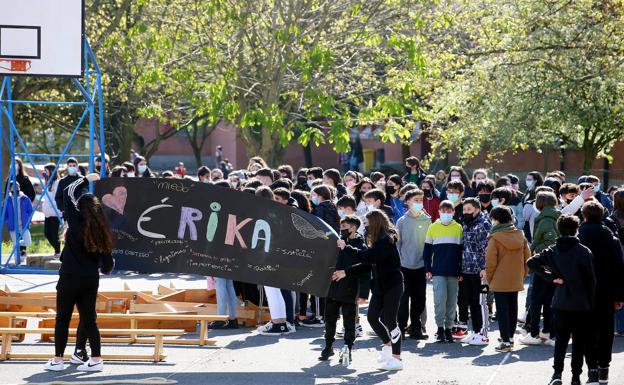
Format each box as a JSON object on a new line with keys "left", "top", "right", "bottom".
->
{"left": 0, "top": 0, "right": 84, "bottom": 77}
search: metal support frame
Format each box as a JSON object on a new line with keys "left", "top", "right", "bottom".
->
{"left": 0, "top": 39, "right": 105, "bottom": 274}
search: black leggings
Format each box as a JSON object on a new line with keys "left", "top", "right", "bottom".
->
{"left": 554, "top": 310, "right": 594, "bottom": 376}
{"left": 55, "top": 274, "right": 101, "bottom": 357}
{"left": 368, "top": 284, "right": 404, "bottom": 356}
{"left": 494, "top": 291, "right": 518, "bottom": 343}
{"left": 44, "top": 217, "right": 61, "bottom": 254}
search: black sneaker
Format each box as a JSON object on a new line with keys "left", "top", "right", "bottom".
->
{"left": 259, "top": 322, "right": 292, "bottom": 336}
{"left": 70, "top": 350, "right": 89, "bottom": 365}
{"left": 571, "top": 376, "right": 581, "bottom": 385}
{"left": 208, "top": 320, "right": 229, "bottom": 330}
{"left": 318, "top": 346, "right": 334, "bottom": 361}
{"left": 228, "top": 319, "right": 239, "bottom": 329}
{"left": 444, "top": 329, "right": 454, "bottom": 343}
{"left": 587, "top": 369, "right": 599, "bottom": 385}
{"left": 548, "top": 373, "right": 562, "bottom": 385}
{"left": 598, "top": 367, "right": 608, "bottom": 384}
{"left": 436, "top": 327, "right": 446, "bottom": 343}
{"left": 301, "top": 317, "right": 325, "bottom": 328}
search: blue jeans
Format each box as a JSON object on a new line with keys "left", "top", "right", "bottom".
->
{"left": 215, "top": 278, "right": 238, "bottom": 319}
{"left": 616, "top": 308, "right": 624, "bottom": 334}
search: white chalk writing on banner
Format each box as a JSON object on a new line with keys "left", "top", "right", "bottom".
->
{"left": 136, "top": 197, "right": 273, "bottom": 252}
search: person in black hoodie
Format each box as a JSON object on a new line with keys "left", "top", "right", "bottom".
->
{"left": 319, "top": 215, "right": 368, "bottom": 363}
{"left": 302, "top": 186, "right": 339, "bottom": 328}
{"left": 527, "top": 214, "right": 596, "bottom": 385}
{"left": 44, "top": 174, "right": 115, "bottom": 373}
{"left": 578, "top": 201, "right": 624, "bottom": 385}
{"left": 338, "top": 209, "right": 404, "bottom": 371}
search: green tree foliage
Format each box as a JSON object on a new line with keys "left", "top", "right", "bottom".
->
{"left": 429, "top": 0, "right": 624, "bottom": 170}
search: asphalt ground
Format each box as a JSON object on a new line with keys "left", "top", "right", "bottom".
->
{"left": 1, "top": 273, "right": 623, "bottom": 385}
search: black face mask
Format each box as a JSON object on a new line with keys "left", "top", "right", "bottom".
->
{"left": 479, "top": 194, "right": 491, "bottom": 204}
{"left": 340, "top": 229, "right": 350, "bottom": 239}
{"left": 386, "top": 186, "right": 396, "bottom": 195}
{"left": 423, "top": 189, "right": 432, "bottom": 198}
{"left": 364, "top": 225, "right": 370, "bottom": 235}
{"left": 463, "top": 213, "right": 477, "bottom": 224}
{"left": 565, "top": 199, "right": 574, "bottom": 204}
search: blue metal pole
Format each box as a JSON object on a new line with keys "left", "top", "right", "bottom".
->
{"left": 6, "top": 77, "right": 20, "bottom": 266}
{"left": 0, "top": 77, "right": 5, "bottom": 266}
{"left": 89, "top": 41, "right": 107, "bottom": 179}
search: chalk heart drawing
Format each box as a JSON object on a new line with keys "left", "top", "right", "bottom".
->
{"left": 102, "top": 186, "right": 128, "bottom": 215}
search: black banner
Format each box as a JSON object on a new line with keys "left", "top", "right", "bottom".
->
{"left": 93, "top": 178, "right": 338, "bottom": 297}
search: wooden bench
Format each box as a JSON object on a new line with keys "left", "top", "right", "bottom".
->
{"left": 0, "top": 328, "right": 184, "bottom": 362}
{"left": 0, "top": 312, "right": 228, "bottom": 346}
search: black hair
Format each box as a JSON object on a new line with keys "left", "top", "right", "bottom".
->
{"left": 557, "top": 214, "right": 579, "bottom": 237}
{"left": 198, "top": 166, "right": 211, "bottom": 178}
{"left": 306, "top": 167, "right": 323, "bottom": 180}
{"left": 323, "top": 169, "right": 342, "bottom": 186}
{"left": 336, "top": 195, "right": 357, "bottom": 210}
{"left": 490, "top": 206, "right": 513, "bottom": 224}
{"left": 364, "top": 189, "right": 386, "bottom": 203}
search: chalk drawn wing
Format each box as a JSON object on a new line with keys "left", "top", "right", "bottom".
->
{"left": 291, "top": 213, "right": 327, "bottom": 240}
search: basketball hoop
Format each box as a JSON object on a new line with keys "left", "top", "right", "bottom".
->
{"left": 0, "top": 59, "right": 32, "bottom": 72}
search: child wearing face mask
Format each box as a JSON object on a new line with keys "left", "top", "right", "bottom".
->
{"left": 396, "top": 189, "right": 432, "bottom": 339}
{"left": 445, "top": 180, "right": 465, "bottom": 224}
{"left": 319, "top": 215, "right": 369, "bottom": 364}
{"left": 421, "top": 179, "right": 441, "bottom": 222}
{"left": 54, "top": 158, "right": 82, "bottom": 217}
{"left": 423, "top": 200, "right": 463, "bottom": 343}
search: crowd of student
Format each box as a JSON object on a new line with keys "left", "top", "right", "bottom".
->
{"left": 4, "top": 154, "right": 624, "bottom": 382}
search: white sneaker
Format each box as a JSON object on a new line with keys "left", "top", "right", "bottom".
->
{"left": 257, "top": 321, "right": 273, "bottom": 333}
{"left": 336, "top": 326, "right": 345, "bottom": 336}
{"left": 377, "top": 345, "right": 392, "bottom": 363}
{"left": 519, "top": 334, "right": 542, "bottom": 345}
{"left": 43, "top": 358, "right": 65, "bottom": 371}
{"left": 77, "top": 358, "right": 103, "bottom": 372}
{"left": 461, "top": 331, "right": 474, "bottom": 343}
{"left": 355, "top": 323, "right": 364, "bottom": 338}
{"left": 544, "top": 338, "right": 556, "bottom": 347}
{"left": 539, "top": 331, "right": 551, "bottom": 340}
{"left": 379, "top": 357, "right": 403, "bottom": 371}
{"left": 520, "top": 328, "right": 528, "bottom": 337}
{"left": 286, "top": 322, "right": 296, "bottom": 333}
{"left": 468, "top": 333, "right": 490, "bottom": 346}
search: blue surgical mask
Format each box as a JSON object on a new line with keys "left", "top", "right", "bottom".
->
{"left": 594, "top": 182, "right": 601, "bottom": 192}
{"left": 307, "top": 180, "right": 314, "bottom": 189}
{"left": 311, "top": 196, "right": 319, "bottom": 206}
{"left": 338, "top": 209, "right": 346, "bottom": 219}
{"left": 526, "top": 180, "right": 534, "bottom": 189}
{"left": 67, "top": 166, "right": 77, "bottom": 175}
{"left": 447, "top": 193, "right": 459, "bottom": 203}
{"left": 491, "top": 199, "right": 500, "bottom": 208}
{"left": 440, "top": 213, "right": 453, "bottom": 224}
{"left": 366, "top": 204, "right": 376, "bottom": 212}
{"left": 202, "top": 179, "right": 210, "bottom": 184}
{"left": 138, "top": 165, "right": 147, "bottom": 174}
{"left": 411, "top": 203, "right": 423, "bottom": 212}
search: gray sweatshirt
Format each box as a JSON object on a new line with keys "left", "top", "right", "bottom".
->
{"left": 396, "top": 211, "right": 432, "bottom": 269}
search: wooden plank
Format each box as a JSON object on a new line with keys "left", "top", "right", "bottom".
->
{"left": 0, "top": 311, "right": 226, "bottom": 321}
{"left": 64, "top": 336, "right": 216, "bottom": 346}
{"left": 0, "top": 328, "right": 184, "bottom": 335}
{"left": 3, "top": 353, "right": 167, "bottom": 361}
{"left": 157, "top": 284, "right": 177, "bottom": 296}
{"left": 154, "top": 335, "right": 163, "bottom": 362}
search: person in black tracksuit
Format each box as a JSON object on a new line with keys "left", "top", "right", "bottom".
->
{"left": 338, "top": 209, "right": 404, "bottom": 371}
{"left": 44, "top": 174, "right": 115, "bottom": 372}
{"left": 54, "top": 158, "right": 82, "bottom": 216}
{"left": 319, "top": 215, "right": 368, "bottom": 363}
{"left": 578, "top": 201, "right": 624, "bottom": 384}
{"left": 527, "top": 214, "right": 596, "bottom": 385}
{"left": 301, "top": 186, "right": 340, "bottom": 327}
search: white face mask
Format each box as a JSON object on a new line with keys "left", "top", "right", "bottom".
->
{"left": 366, "top": 204, "right": 376, "bottom": 212}
{"left": 450, "top": 176, "right": 461, "bottom": 182}
{"left": 126, "top": 172, "right": 135, "bottom": 178}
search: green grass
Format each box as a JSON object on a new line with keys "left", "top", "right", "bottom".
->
{"left": 2, "top": 240, "right": 57, "bottom": 255}
{"left": 1, "top": 224, "right": 58, "bottom": 256}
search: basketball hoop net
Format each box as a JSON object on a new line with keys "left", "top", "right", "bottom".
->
{"left": 0, "top": 59, "right": 32, "bottom": 72}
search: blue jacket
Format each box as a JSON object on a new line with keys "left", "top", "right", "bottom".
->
{"left": 3, "top": 193, "right": 33, "bottom": 232}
